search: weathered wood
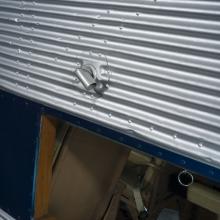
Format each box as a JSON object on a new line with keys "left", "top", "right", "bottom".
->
{"left": 34, "top": 116, "right": 57, "bottom": 219}
{"left": 37, "top": 216, "right": 56, "bottom": 220}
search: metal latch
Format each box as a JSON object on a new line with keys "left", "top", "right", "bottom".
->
{"left": 75, "top": 64, "right": 107, "bottom": 94}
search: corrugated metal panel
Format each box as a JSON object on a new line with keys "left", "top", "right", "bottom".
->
{"left": 0, "top": 209, "right": 15, "bottom": 220}
{"left": 0, "top": 0, "right": 220, "bottom": 169}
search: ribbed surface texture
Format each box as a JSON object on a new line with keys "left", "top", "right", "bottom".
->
{"left": 0, "top": 0, "right": 220, "bottom": 168}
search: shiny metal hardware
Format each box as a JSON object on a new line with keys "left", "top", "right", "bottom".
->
{"left": 75, "top": 64, "right": 107, "bottom": 94}
{"left": 94, "top": 81, "right": 107, "bottom": 94}
{"left": 178, "top": 170, "right": 194, "bottom": 187}
{"left": 75, "top": 65, "right": 96, "bottom": 90}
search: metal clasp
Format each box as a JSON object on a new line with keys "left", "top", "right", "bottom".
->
{"left": 75, "top": 64, "right": 107, "bottom": 94}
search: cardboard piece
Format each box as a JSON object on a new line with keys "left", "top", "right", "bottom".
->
{"left": 49, "top": 127, "right": 129, "bottom": 220}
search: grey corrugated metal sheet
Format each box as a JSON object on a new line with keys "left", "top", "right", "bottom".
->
{"left": 0, "top": 0, "right": 220, "bottom": 169}
{"left": 0, "top": 209, "right": 15, "bottom": 220}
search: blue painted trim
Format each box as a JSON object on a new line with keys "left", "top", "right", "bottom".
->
{"left": 44, "top": 107, "right": 220, "bottom": 183}
{"left": 0, "top": 90, "right": 41, "bottom": 220}
{"left": 1, "top": 89, "right": 220, "bottom": 184}
{"left": 30, "top": 114, "right": 42, "bottom": 217}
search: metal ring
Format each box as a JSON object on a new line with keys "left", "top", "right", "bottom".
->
{"left": 178, "top": 170, "right": 194, "bottom": 187}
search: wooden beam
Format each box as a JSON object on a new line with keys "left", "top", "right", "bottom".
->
{"left": 34, "top": 116, "right": 57, "bottom": 219}
{"left": 37, "top": 216, "right": 56, "bottom": 220}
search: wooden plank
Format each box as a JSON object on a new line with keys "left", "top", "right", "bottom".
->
{"left": 103, "top": 183, "right": 125, "bottom": 220}
{"left": 37, "top": 216, "right": 56, "bottom": 220}
{"left": 34, "top": 116, "right": 57, "bottom": 219}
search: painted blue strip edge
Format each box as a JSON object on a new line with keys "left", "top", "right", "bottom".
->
{"left": 30, "top": 114, "right": 42, "bottom": 217}
{"left": 1, "top": 89, "right": 220, "bottom": 184}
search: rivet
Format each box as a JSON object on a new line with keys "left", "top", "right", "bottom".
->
{"left": 198, "top": 142, "right": 203, "bottom": 148}
{"left": 150, "top": 126, "right": 154, "bottom": 131}
{"left": 158, "top": 151, "right": 162, "bottom": 156}
{"left": 173, "top": 134, "right": 178, "bottom": 139}
{"left": 181, "top": 160, "right": 186, "bottom": 165}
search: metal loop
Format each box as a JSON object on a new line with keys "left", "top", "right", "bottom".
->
{"left": 178, "top": 170, "right": 194, "bottom": 187}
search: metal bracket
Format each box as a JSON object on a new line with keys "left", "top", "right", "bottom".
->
{"left": 75, "top": 63, "right": 108, "bottom": 94}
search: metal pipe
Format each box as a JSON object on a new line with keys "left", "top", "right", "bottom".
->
{"left": 75, "top": 67, "right": 96, "bottom": 90}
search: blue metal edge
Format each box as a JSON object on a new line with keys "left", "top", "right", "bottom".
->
{"left": 31, "top": 114, "right": 42, "bottom": 218}
{"left": 1, "top": 89, "right": 220, "bottom": 186}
